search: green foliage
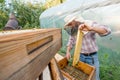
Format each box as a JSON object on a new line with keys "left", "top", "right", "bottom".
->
{"left": 0, "top": 0, "right": 4, "bottom": 3}
{"left": 58, "top": 47, "right": 66, "bottom": 53}
{"left": 68, "top": 58, "right": 73, "bottom": 66}
{"left": 12, "top": 1, "right": 46, "bottom": 29}
{"left": 100, "top": 65, "right": 120, "bottom": 80}
{"left": 58, "top": 48, "right": 66, "bottom": 57}
{"left": 0, "top": 10, "right": 8, "bottom": 29}
{"left": 0, "top": 0, "right": 46, "bottom": 30}
{"left": 98, "top": 45, "right": 120, "bottom": 80}
{"left": 0, "top": 1, "right": 8, "bottom": 28}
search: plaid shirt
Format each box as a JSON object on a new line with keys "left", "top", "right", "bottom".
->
{"left": 67, "top": 22, "right": 111, "bottom": 53}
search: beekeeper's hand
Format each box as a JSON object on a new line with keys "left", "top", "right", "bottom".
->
{"left": 79, "top": 20, "right": 93, "bottom": 31}
{"left": 66, "top": 52, "right": 71, "bottom": 60}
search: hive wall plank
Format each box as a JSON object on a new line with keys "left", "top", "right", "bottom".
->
{"left": 0, "top": 28, "right": 62, "bottom": 80}
{"left": 49, "top": 58, "right": 64, "bottom": 80}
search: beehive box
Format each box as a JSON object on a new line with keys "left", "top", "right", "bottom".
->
{"left": 0, "top": 29, "right": 62, "bottom": 80}
{"left": 55, "top": 54, "right": 95, "bottom": 80}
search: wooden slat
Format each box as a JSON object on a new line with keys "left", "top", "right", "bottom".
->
{"left": 55, "top": 53, "right": 64, "bottom": 61}
{"left": 55, "top": 54, "right": 95, "bottom": 80}
{"left": 49, "top": 58, "right": 64, "bottom": 80}
{"left": 0, "top": 29, "right": 59, "bottom": 48}
{"left": 61, "top": 70, "right": 74, "bottom": 80}
{"left": 72, "top": 30, "right": 83, "bottom": 66}
{"left": 75, "top": 61, "right": 95, "bottom": 80}
{"left": 27, "top": 35, "right": 53, "bottom": 54}
{"left": 0, "top": 28, "right": 62, "bottom": 80}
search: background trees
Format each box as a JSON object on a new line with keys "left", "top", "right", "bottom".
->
{"left": 0, "top": 0, "right": 66, "bottom": 30}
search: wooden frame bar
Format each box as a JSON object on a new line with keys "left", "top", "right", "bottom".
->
{"left": 49, "top": 58, "right": 64, "bottom": 80}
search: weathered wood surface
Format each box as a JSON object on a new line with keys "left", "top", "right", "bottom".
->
{"left": 0, "top": 28, "right": 62, "bottom": 80}
{"left": 49, "top": 58, "right": 64, "bottom": 80}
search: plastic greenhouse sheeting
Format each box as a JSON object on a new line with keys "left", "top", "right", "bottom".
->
{"left": 40, "top": 0, "right": 120, "bottom": 51}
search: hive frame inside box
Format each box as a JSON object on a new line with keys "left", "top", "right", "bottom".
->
{"left": 55, "top": 54, "right": 96, "bottom": 80}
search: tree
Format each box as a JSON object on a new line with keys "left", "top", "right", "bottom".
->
{"left": 0, "top": 0, "right": 46, "bottom": 30}
{"left": 0, "top": 0, "right": 4, "bottom": 3}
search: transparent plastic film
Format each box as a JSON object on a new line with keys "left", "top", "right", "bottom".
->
{"left": 40, "top": 0, "right": 120, "bottom": 52}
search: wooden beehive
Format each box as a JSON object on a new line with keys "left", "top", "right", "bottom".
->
{"left": 0, "top": 28, "right": 62, "bottom": 80}
{"left": 55, "top": 54, "right": 95, "bottom": 80}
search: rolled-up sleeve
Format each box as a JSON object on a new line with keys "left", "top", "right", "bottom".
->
{"left": 67, "top": 36, "right": 76, "bottom": 48}
{"left": 92, "top": 22, "right": 111, "bottom": 36}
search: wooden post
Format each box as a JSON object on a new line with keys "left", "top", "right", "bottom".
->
{"left": 72, "top": 30, "right": 83, "bottom": 66}
{"left": 49, "top": 58, "right": 64, "bottom": 80}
